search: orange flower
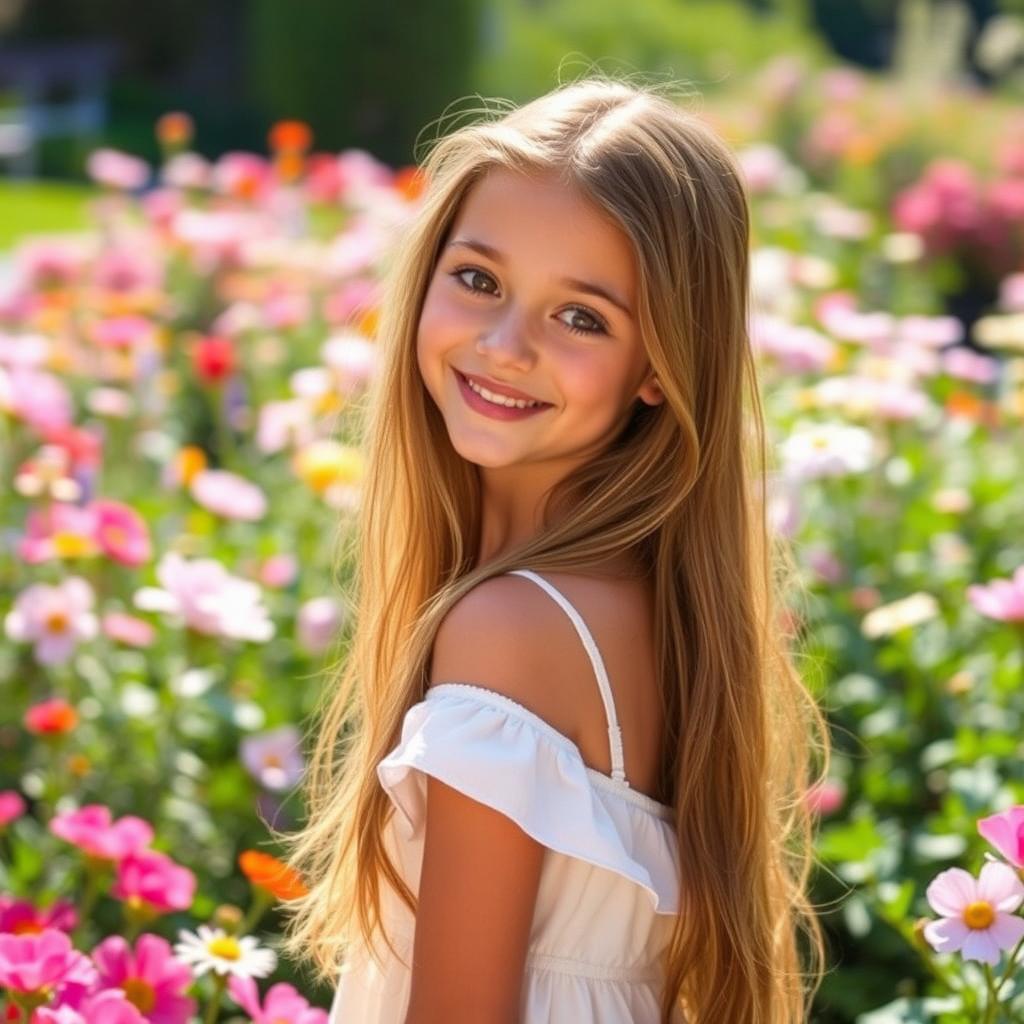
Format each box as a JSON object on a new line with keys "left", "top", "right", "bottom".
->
{"left": 393, "top": 165, "right": 427, "bottom": 202}
{"left": 24, "top": 698, "right": 79, "bottom": 735}
{"left": 268, "top": 120, "right": 313, "bottom": 154}
{"left": 238, "top": 850, "right": 308, "bottom": 901}
{"left": 156, "top": 112, "right": 194, "bottom": 148}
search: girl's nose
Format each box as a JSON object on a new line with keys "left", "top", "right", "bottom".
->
{"left": 474, "top": 309, "right": 535, "bottom": 367}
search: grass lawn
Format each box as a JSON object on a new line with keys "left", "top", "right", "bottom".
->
{"left": 0, "top": 180, "right": 94, "bottom": 252}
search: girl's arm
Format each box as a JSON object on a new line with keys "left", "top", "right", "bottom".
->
{"left": 401, "top": 574, "right": 578, "bottom": 1023}
{"left": 402, "top": 773, "right": 545, "bottom": 1023}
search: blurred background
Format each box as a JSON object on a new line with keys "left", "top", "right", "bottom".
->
{"left": 1, "top": 2, "right": 1023, "bottom": 1023}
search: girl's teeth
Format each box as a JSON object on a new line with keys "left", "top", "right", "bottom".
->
{"left": 465, "top": 376, "right": 542, "bottom": 409}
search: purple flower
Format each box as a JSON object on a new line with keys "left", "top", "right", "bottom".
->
{"left": 240, "top": 726, "right": 305, "bottom": 792}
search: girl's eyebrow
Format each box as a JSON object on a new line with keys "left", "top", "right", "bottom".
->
{"left": 446, "top": 237, "right": 634, "bottom": 319}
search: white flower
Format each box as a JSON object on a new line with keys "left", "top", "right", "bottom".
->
{"left": 173, "top": 925, "right": 277, "bottom": 979}
{"left": 779, "top": 421, "right": 876, "bottom": 481}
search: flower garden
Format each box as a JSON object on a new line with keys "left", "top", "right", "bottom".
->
{"left": 0, "top": 58, "right": 1023, "bottom": 1023}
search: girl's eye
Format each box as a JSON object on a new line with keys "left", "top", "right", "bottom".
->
{"left": 448, "top": 266, "right": 609, "bottom": 337}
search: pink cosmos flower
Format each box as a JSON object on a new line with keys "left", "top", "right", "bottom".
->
{"left": 923, "top": 861, "right": 1024, "bottom": 965}
{"left": 13, "top": 238, "right": 88, "bottom": 290}
{"left": 228, "top": 974, "right": 328, "bottom": 1024}
{"left": 805, "top": 778, "right": 846, "bottom": 816}
{"left": 0, "top": 790, "right": 27, "bottom": 827}
{"left": 50, "top": 805, "right": 154, "bottom": 862}
{"left": 240, "top": 726, "right": 305, "bottom": 792}
{"left": 0, "top": 928, "right": 97, "bottom": 996}
{"left": 189, "top": 469, "right": 267, "bottom": 521}
{"left": 161, "top": 152, "right": 211, "bottom": 191}
{"left": 36, "top": 988, "right": 148, "bottom": 1024}
{"left": 978, "top": 806, "right": 1024, "bottom": 868}
{"left": 101, "top": 612, "right": 157, "bottom": 648}
{"left": 90, "top": 500, "right": 152, "bottom": 567}
{"left": 86, "top": 149, "right": 150, "bottom": 191}
{"left": 91, "top": 933, "right": 196, "bottom": 1023}
{"left": 4, "top": 578, "right": 99, "bottom": 666}
{"left": 133, "top": 552, "right": 275, "bottom": 642}
{"left": 0, "top": 895, "right": 77, "bottom": 936}
{"left": 111, "top": 849, "right": 196, "bottom": 914}
{"left": 967, "top": 567, "right": 1024, "bottom": 623}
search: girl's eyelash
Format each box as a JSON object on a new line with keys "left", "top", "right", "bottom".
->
{"left": 448, "top": 265, "right": 609, "bottom": 336}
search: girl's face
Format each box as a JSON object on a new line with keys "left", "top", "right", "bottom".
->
{"left": 416, "top": 167, "right": 663, "bottom": 476}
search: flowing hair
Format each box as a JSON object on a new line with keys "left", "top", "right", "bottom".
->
{"left": 275, "top": 72, "right": 831, "bottom": 1023}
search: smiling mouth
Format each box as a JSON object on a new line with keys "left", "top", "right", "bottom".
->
{"left": 455, "top": 369, "right": 552, "bottom": 408}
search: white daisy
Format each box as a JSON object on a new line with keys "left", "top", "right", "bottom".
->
{"left": 173, "top": 925, "right": 277, "bottom": 979}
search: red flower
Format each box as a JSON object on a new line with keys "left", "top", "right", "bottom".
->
{"left": 191, "top": 335, "right": 235, "bottom": 384}
{"left": 24, "top": 698, "right": 79, "bottom": 735}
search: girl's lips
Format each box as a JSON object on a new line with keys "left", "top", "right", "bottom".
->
{"left": 454, "top": 368, "right": 552, "bottom": 421}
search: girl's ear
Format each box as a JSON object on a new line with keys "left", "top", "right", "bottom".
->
{"left": 637, "top": 374, "right": 665, "bottom": 407}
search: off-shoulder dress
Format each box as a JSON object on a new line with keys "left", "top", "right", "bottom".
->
{"left": 328, "top": 568, "right": 683, "bottom": 1023}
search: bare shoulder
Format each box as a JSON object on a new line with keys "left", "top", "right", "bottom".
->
{"left": 427, "top": 572, "right": 586, "bottom": 736}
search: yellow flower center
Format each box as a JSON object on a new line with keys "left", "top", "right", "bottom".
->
{"left": 208, "top": 935, "right": 242, "bottom": 960}
{"left": 963, "top": 900, "right": 995, "bottom": 930}
{"left": 122, "top": 977, "right": 156, "bottom": 1013}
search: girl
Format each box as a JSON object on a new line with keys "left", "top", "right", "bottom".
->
{"left": 278, "top": 74, "right": 830, "bottom": 1023}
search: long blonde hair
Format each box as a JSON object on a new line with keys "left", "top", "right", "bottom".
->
{"left": 276, "top": 73, "right": 831, "bottom": 1023}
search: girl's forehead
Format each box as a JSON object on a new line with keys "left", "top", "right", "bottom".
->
{"left": 448, "top": 167, "right": 637, "bottom": 284}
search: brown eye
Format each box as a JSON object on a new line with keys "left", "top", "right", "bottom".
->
{"left": 451, "top": 267, "right": 498, "bottom": 295}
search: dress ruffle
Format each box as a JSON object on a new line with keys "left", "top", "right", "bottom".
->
{"left": 376, "top": 683, "right": 680, "bottom": 915}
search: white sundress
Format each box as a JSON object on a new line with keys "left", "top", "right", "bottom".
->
{"left": 328, "top": 569, "right": 684, "bottom": 1023}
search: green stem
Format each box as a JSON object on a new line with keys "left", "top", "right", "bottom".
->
{"left": 992, "top": 933, "right": 1024, "bottom": 1002}
{"left": 238, "top": 887, "right": 273, "bottom": 934}
{"left": 204, "top": 973, "right": 227, "bottom": 1024}
{"left": 71, "top": 862, "right": 108, "bottom": 946}
{"left": 982, "top": 964, "right": 997, "bottom": 1023}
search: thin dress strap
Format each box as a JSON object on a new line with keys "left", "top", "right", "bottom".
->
{"left": 505, "top": 569, "right": 628, "bottom": 787}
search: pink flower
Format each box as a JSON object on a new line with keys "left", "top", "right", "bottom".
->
{"left": 0, "top": 928, "right": 98, "bottom": 996}
{"left": 101, "top": 612, "right": 156, "bottom": 649}
{"left": 321, "top": 334, "right": 379, "bottom": 395}
{"left": 805, "top": 778, "right": 846, "bottom": 816}
{"left": 86, "top": 149, "right": 150, "bottom": 191}
{"left": 2, "top": 367, "right": 73, "bottom": 432}
{"left": 49, "top": 805, "right": 154, "bottom": 862}
{"left": 90, "top": 317, "right": 155, "bottom": 351}
{"left": 133, "top": 552, "right": 275, "bottom": 643}
{"left": 91, "top": 933, "right": 196, "bottom": 1023}
{"left": 4, "top": 578, "right": 99, "bottom": 666}
{"left": 966, "top": 566, "right": 1024, "bottom": 623}
{"left": 37, "top": 988, "right": 148, "bottom": 1024}
{"left": 190, "top": 469, "right": 267, "bottom": 521}
{"left": 240, "top": 726, "right": 305, "bottom": 792}
{"left": 923, "top": 861, "right": 1024, "bottom": 965}
{"left": 296, "top": 596, "right": 344, "bottom": 655}
{"left": 90, "top": 500, "right": 152, "bottom": 567}
{"left": 0, "top": 895, "right": 77, "bottom": 936}
{"left": 978, "top": 807, "right": 1024, "bottom": 868}
{"left": 228, "top": 974, "right": 328, "bottom": 1024}
{"left": 0, "top": 790, "right": 27, "bottom": 827}
{"left": 258, "top": 554, "right": 298, "bottom": 589}
{"left": 16, "top": 504, "right": 98, "bottom": 565}
{"left": 111, "top": 849, "right": 196, "bottom": 914}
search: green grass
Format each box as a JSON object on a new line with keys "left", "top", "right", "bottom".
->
{"left": 0, "top": 181, "right": 95, "bottom": 252}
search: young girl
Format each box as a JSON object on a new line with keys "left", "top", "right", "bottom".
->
{"left": 278, "top": 74, "right": 830, "bottom": 1023}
